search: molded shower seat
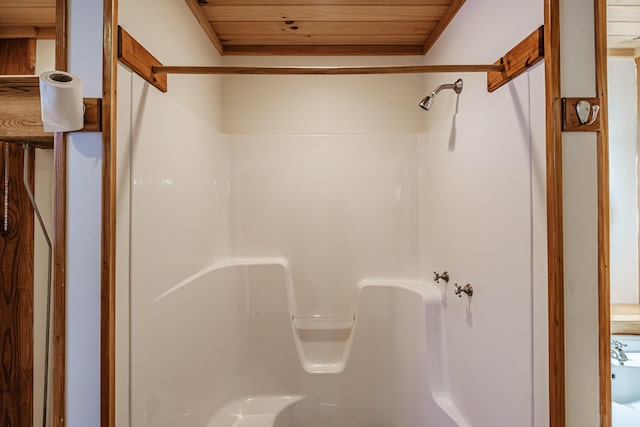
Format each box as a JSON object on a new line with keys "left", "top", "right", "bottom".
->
{"left": 206, "top": 395, "right": 305, "bottom": 427}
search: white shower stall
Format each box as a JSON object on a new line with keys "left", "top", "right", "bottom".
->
{"left": 114, "top": 0, "right": 548, "bottom": 426}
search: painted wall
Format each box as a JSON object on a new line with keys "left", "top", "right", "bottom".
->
{"left": 608, "top": 57, "right": 639, "bottom": 304}
{"left": 559, "top": 0, "right": 601, "bottom": 425}
{"left": 117, "top": 0, "right": 228, "bottom": 424}
{"left": 66, "top": 0, "right": 103, "bottom": 425}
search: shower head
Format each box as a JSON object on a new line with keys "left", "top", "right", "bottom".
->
{"left": 419, "top": 78, "right": 463, "bottom": 111}
{"left": 418, "top": 95, "right": 435, "bottom": 111}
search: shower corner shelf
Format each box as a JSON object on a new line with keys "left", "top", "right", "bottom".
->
{"left": 291, "top": 314, "right": 355, "bottom": 330}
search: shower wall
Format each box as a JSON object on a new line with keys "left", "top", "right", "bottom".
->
{"left": 419, "top": 1, "right": 547, "bottom": 425}
{"left": 117, "top": 0, "right": 229, "bottom": 424}
{"left": 230, "top": 134, "right": 419, "bottom": 318}
{"left": 117, "top": 0, "right": 548, "bottom": 426}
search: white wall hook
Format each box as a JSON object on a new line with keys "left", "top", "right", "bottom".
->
{"left": 575, "top": 100, "right": 600, "bottom": 125}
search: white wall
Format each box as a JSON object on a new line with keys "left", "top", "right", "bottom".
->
{"left": 608, "top": 57, "right": 639, "bottom": 304}
{"left": 117, "top": 0, "right": 229, "bottom": 425}
{"left": 559, "top": 0, "right": 601, "bottom": 425}
{"left": 421, "top": 0, "right": 543, "bottom": 134}
{"left": 66, "top": 0, "right": 103, "bottom": 425}
{"left": 221, "top": 56, "right": 425, "bottom": 134}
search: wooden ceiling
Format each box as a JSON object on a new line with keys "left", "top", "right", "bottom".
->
{"left": 0, "top": 0, "right": 56, "bottom": 39}
{"left": 1, "top": 0, "right": 640, "bottom": 57}
{"left": 185, "top": 0, "right": 466, "bottom": 56}
{"left": 608, "top": 0, "right": 640, "bottom": 53}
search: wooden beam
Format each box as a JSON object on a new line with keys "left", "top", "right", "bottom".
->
{"left": 184, "top": 0, "right": 223, "bottom": 55}
{"left": 52, "top": 0, "right": 67, "bottom": 424}
{"left": 117, "top": 26, "right": 167, "bottom": 92}
{"left": 545, "top": 0, "right": 565, "bottom": 425}
{"left": 0, "top": 26, "right": 56, "bottom": 39}
{"left": 608, "top": 47, "right": 635, "bottom": 57}
{"left": 422, "top": 0, "right": 465, "bottom": 54}
{"left": 152, "top": 63, "right": 504, "bottom": 75}
{"left": 101, "top": 0, "right": 118, "bottom": 425}
{"left": 487, "top": 26, "right": 545, "bottom": 92}
{"left": 595, "top": 0, "right": 611, "bottom": 425}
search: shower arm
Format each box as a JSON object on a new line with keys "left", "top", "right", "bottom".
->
{"left": 430, "top": 79, "right": 464, "bottom": 97}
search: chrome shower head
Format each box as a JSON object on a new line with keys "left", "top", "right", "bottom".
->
{"left": 419, "top": 95, "right": 434, "bottom": 111}
{"left": 419, "top": 78, "right": 463, "bottom": 111}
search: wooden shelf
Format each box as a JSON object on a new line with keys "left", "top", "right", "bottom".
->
{"left": 611, "top": 304, "right": 640, "bottom": 335}
{"left": 0, "top": 75, "right": 102, "bottom": 146}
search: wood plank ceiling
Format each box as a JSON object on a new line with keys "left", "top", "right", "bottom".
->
{"left": 185, "top": 0, "right": 466, "bottom": 55}
{"left": 1, "top": 0, "right": 639, "bottom": 56}
{"left": 608, "top": 0, "right": 640, "bottom": 53}
{"left": 0, "top": 0, "right": 56, "bottom": 39}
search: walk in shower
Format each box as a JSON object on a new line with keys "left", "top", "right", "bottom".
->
{"left": 114, "top": 0, "right": 546, "bottom": 424}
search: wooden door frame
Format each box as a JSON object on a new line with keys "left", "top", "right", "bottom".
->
{"left": 53, "top": 0, "right": 68, "bottom": 426}
{"left": 101, "top": 0, "right": 118, "bottom": 426}
{"left": 546, "top": 0, "right": 611, "bottom": 426}
{"left": 595, "top": 0, "right": 611, "bottom": 425}
{"left": 544, "top": 1, "right": 564, "bottom": 425}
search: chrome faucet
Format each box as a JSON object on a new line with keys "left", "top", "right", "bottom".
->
{"left": 611, "top": 340, "right": 629, "bottom": 366}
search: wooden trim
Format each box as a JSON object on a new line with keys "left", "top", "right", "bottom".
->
{"left": 487, "top": 26, "right": 545, "bottom": 92}
{"left": 545, "top": 0, "right": 565, "bottom": 426}
{"left": 55, "top": 0, "right": 67, "bottom": 72}
{"left": 117, "top": 26, "right": 167, "bottom": 92}
{"left": 611, "top": 304, "right": 640, "bottom": 334}
{"left": 0, "top": 39, "right": 36, "bottom": 74}
{"left": 101, "top": 0, "right": 117, "bottom": 426}
{"left": 184, "top": 0, "right": 224, "bottom": 55}
{"left": 223, "top": 44, "right": 425, "bottom": 56}
{"left": 53, "top": 0, "right": 67, "bottom": 425}
{"left": 421, "top": 0, "right": 465, "bottom": 54}
{"left": 153, "top": 63, "right": 503, "bottom": 75}
{"left": 0, "top": 26, "right": 56, "bottom": 40}
{"left": 608, "top": 48, "right": 635, "bottom": 57}
{"left": 595, "top": 0, "right": 611, "bottom": 425}
{"left": 81, "top": 98, "right": 102, "bottom": 132}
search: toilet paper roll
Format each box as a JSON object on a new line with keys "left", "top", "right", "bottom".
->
{"left": 39, "top": 70, "right": 84, "bottom": 132}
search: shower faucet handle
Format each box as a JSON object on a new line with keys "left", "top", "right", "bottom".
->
{"left": 433, "top": 271, "right": 449, "bottom": 284}
{"left": 454, "top": 283, "right": 473, "bottom": 298}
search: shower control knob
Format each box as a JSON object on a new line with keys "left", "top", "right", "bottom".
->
{"left": 433, "top": 271, "right": 449, "bottom": 284}
{"left": 454, "top": 283, "right": 473, "bottom": 298}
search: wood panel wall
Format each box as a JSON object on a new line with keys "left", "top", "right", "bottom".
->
{"left": 0, "top": 38, "right": 36, "bottom": 427}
